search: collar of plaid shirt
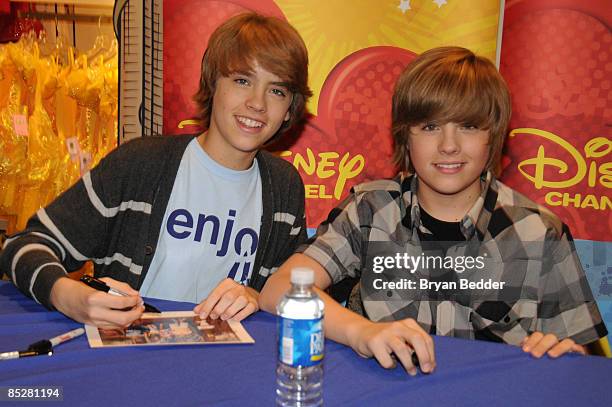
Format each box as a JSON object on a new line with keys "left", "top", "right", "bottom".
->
{"left": 404, "top": 171, "right": 495, "bottom": 241}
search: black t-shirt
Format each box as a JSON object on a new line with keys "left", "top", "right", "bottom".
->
{"left": 419, "top": 207, "right": 465, "bottom": 244}
{"left": 418, "top": 207, "right": 466, "bottom": 308}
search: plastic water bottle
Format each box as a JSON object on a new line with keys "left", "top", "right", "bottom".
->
{"left": 276, "top": 268, "right": 325, "bottom": 406}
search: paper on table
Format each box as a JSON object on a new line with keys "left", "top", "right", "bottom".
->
{"left": 85, "top": 311, "right": 254, "bottom": 348}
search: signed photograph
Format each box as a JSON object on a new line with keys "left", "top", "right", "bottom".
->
{"left": 85, "top": 311, "right": 254, "bottom": 347}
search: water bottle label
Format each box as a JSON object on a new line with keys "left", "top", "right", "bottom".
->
{"left": 278, "top": 317, "right": 324, "bottom": 367}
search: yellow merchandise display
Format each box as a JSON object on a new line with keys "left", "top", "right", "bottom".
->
{"left": 0, "top": 34, "right": 118, "bottom": 231}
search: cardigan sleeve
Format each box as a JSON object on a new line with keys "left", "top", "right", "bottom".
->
{"left": 0, "top": 139, "right": 144, "bottom": 308}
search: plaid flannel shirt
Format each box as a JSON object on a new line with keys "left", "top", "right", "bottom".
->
{"left": 299, "top": 172, "right": 607, "bottom": 345}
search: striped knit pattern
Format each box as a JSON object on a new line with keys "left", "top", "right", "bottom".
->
{"left": 0, "top": 135, "right": 306, "bottom": 308}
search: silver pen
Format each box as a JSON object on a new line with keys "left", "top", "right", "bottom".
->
{"left": 0, "top": 328, "right": 85, "bottom": 361}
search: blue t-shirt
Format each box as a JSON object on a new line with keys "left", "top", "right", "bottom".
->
{"left": 140, "top": 139, "right": 262, "bottom": 303}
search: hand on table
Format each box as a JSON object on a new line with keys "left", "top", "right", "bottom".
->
{"left": 348, "top": 318, "right": 436, "bottom": 376}
{"left": 521, "top": 332, "right": 587, "bottom": 358}
{"left": 50, "top": 276, "right": 144, "bottom": 328}
{"left": 194, "top": 278, "right": 259, "bottom": 322}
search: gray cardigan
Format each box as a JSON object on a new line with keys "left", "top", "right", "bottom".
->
{"left": 0, "top": 135, "right": 306, "bottom": 308}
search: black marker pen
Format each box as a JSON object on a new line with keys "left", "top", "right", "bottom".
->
{"left": 80, "top": 275, "right": 161, "bottom": 313}
{"left": 390, "top": 351, "right": 421, "bottom": 373}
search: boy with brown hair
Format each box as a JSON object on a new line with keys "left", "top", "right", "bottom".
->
{"left": 1, "top": 13, "right": 312, "bottom": 328}
{"left": 260, "top": 46, "right": 607, "bottom": 375}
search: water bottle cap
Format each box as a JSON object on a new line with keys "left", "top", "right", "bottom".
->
{"left": 290, "top": 268, "right": 314, "bottom": 285}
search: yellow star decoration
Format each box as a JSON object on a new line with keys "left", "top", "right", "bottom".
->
{"left": 276, "top": 0, "right": 501, "bottom": 112}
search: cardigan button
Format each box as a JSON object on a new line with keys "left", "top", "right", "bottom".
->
{"left": 144, "top": 245, "right": 154, "bottom": 255}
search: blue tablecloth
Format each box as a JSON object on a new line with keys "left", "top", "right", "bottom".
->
{"left": 0, "top": 281, "right": 610, "bottom": 406}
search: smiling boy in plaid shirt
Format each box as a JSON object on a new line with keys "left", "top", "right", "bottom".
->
{"left": 259, "top": 46, "right": 607, "bottom": 375}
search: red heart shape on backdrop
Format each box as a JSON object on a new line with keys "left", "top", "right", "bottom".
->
{"left": 272, "top": 47, "right": 416, "bottom": 227}
{"left": 500, "top": 2, "right": 611, "bottom": 241}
